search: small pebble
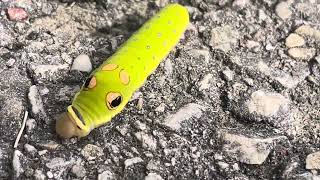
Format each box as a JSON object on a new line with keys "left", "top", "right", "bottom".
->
{"left": 71, "top": 54, "right": 92, "bottom": 72}
{"left": 275, "top": 2, "right": 292, "bottom": 20}
{"left": 13, "top": 150, "right": 24, "bottom": 177}
{"left": 7, "top": 8, "right": 28, "bottom": 21}
{"left": 295, "top": 25, "right": 320, "bottom": 41}
{"left": 222, "top": 69, "right": 234, "bottom": 81}
{"left": 81, "top": 144, "right": 104, "bottom": 161}
{"left": 46, "top": 157, "right": 70, "bottom": 169}
{"left": 155, "top": 103, "right": 166, "bottom": 112}
{"left": 34, "top": 170, "right": 46, "bottom": 180}
{"left": 124, "top": 157, "right": 143, "bottom": 168}
{"left": 198, "top": 74, "right": 213, "bottom": 91}
{"left": 285, "top": 33, "right": 305, "bottom": 48}
{"left": 210, "top": 25, "right": 240, "bottom": 52}
{"left": 306, "top": 151, "right": 320, "bottom": 170}
{"left": 71, "top": 164, "right": 86, "bottom": 178}
{"left": 247, "top": 90, "right": 289, "bottom": 117}
{"left": 135, "top": 131, "right": 157, "bottom": 150}
{"left": 26, "top": 118, "right": 36, "bottom": 132}
{"left": 145, "top": 173, "right": 164, "bottom": 180}
{"left": 6, "top": 58, "right": 15, "bottom": 67}
{"left": 24, "top": 144, "right": 37, "bottom": 154}
{"left": 98, "top": 170, "right": 115, "bottom": 180}
{"left": 46, "top": 171, "right": 53, "bottom": 179}
{"left": 288, "top": 48, "right": 316, "bottom": 61}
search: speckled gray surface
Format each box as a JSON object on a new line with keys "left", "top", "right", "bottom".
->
{"left": 0, "top": 0, "right": 320, "bottom": 179}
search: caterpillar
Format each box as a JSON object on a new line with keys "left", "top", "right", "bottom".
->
{"left": 55, "top": 3, "right": 189, "bottom": 138}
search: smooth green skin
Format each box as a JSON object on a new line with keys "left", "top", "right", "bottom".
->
{"left": 64, "top": 3, "right": 189, "bottom": 137}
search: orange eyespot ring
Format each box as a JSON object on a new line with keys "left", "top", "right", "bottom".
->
{"left": 106, "top": 92, "right": 122, "bottom": 110}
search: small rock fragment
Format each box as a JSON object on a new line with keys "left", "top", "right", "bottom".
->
{"left": 26, "top": 118, "right": 36, "bottom": 132}
{"left": 198, "top": 74, "right": 213, "bottom": 91}
{"left": 71, "top": 164, "right": 86, "bottom": 178}
{"left": 6, "top": 58, "right": 15, "bottom": 67}
{"left": 81, "top": 144, "right": 104, "bottom": 161}
{"left": 306, "top": 151, "right": 320, "bottom": 170}
{"left": 188, "top": 49, "right": 211, "bottom": 63}
{"left": 24, "top": 144, "right": 37, "bottom": 155}
{"left": 285, "top": 33, "right": 305, "bottom": 48}
{"left": 34, "top": 170, "right": 46, "bottom": 180}
{"left": 164, "top": 59, "right": 173, "bottom": 76}
{"left": 124, "top": 157, "right": 143, "bottom": 168}
{"left": 135, "top": 131, "right": 157, "bottom": 151}
{"left": 163, "top": 103, "right": 206, "bottom": 130}
{"left": 210, "top": 25, "right": 240, "bottom": 52}
{"left": 222, "top": 133, "right": 284, "bottom": 164}
{"left": 145, "top": 173, "right": 164, "bottom": 180}
{"left": 7, "top": 8, "right": 28, "bottom": 21}
{"left": 45, "top": 157, "right": 71, "bottom": 169}
{"left": 98, "top": 170, "right": 115, "bottom": 180}
{"left": 275, "top": 2, "right": 292, "bottom": 20}
{"left": 222, "top": 69, "right": 234, "bottom": 81}
{"left": 295, "top": 25, "right": 320, "bottom": 41}
{"left": 232, "top": 0, "right": 249, "bottom": 8}
{"left": 246, "top": 40, "right": 260, "bottom": 51}
{"left": 71, "top": 54, "right": 92, "bottom": 72}
{"left": 46, "top": 171, "right": 53, "bottom": 179}
{"left": 247, "top": 90, "right": 289, "bottom": 117}
{"left": 13, "top": 150, "right": 24, "bottom": 177}
{"left": 288, "top": 48, "right": 316, "bottom": 61}
{"left": 28, "top": 85, "right": 45, "bottom": 115}
{"left": 39, "top": 141, "right": 59, "bottom": 150}
{"left": 155, "top": 103, "right": 166, "bottom": 112}
{"left": 243, "top": 78, "right": 254, "bottom": 86}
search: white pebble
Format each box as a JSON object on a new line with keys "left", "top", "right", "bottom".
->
{"left": 288, "top": 48, "right": 316, "bottom": 61}
{"left": 13, "top": 150, "right": 24, "bottom": 177}
{"left": 71, "top": 54, "right": 92, "bottom": 72}
{"left": 124, "top": 157, "right": 143, "bottom": 168}
{"left": 145, "top": 173, "right": 164, "bottom": 180}
{"left": 275, "top": 2, "right": 292, "bottom": 20}
{"left": 46, "top": 171, "right": 53, "bottom": 179}
{"left": 285, "top": 33, "right": 305, "bottom": 48}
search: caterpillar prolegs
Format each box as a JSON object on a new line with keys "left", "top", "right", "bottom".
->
{"left": 56, "top": 4, "right": 189, "bottom": 138}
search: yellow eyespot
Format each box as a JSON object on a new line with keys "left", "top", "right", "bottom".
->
{"left": 106, "top": 92, "right": 122, "bottom": 109}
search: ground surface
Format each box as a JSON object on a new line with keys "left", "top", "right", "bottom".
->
{"left": 0, "top": 0, "right": 320, "bottom": 179}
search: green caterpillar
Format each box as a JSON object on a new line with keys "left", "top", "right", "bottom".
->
{"left": 56, "top": 4, "right": 189, "bottom": 138}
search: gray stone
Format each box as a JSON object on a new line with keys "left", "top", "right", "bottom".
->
{"left": 163, "top": 103, "right": 207, "bottom": 130}
{"left": 12, "top": 150, "right": 24, "bottom": 177}
{"left": 246, "top": 90, "right": 290, "bottom": 117}
{"left": 145, "top": 173, "right": 164, "bottom": 180}
{"left": 275, "top": 1, "right": 292, "bottom": 20}
{"left": 71, "top": 164, "right": 86, "bottom": 178}
{"left": 124, "top": 157, "right": 143, "bottom": 168}
{"left": 306, "top": 151, "right": 320, "bottom": 170}
{"left": 81, "top": 144, "right": 104, "bottom": 161}
{"left": 210, "top": 25, "right": 240, "bottom": 52}
{"left": 222, "top": 133, "right": 286, "bottom": 165}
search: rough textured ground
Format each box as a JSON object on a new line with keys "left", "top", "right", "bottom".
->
{"left": 0, "top": 0, "right": 320, "bottom": 179}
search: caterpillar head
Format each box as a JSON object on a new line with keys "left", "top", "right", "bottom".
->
{"left": 55, "top": 106, "right": 91, "bottom": 138}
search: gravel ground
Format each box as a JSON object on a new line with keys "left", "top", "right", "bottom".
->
{"left": 0, "top": 0, "right": 320, "bottom": 179}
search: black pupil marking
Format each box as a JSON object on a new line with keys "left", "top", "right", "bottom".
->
{"left": 71, "top": 106, "right": 85, "bottom": 126}
{"left": 110, "top": 96, "right": 122, "bottom": 108}
{"left": 84, "top": 76, "right": 92, "bottom": 88}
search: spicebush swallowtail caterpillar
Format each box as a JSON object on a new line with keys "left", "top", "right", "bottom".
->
{"left": 56, "top": 3, "right": 189, "bottom": 138}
